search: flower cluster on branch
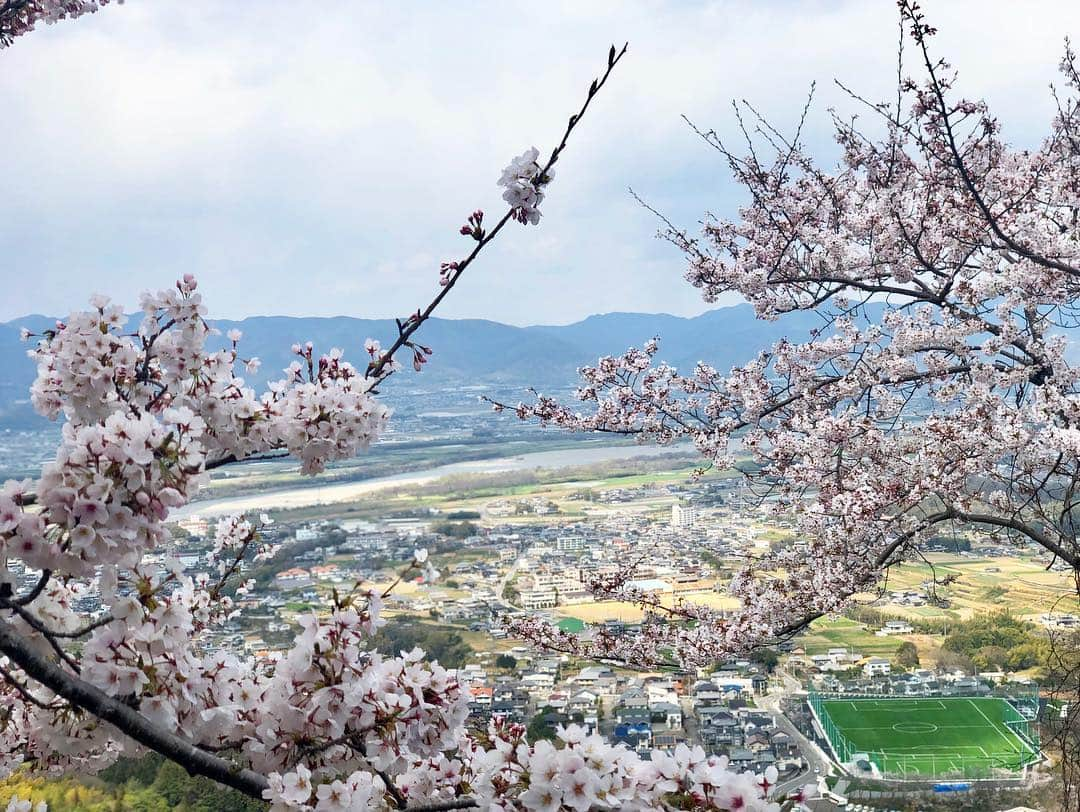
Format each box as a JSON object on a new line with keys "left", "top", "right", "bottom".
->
{"left": 0, "top": 0, "right": 120, "bottom": 47}
{"left": 493, "top": 2, "right": 1080, "bottom": 666}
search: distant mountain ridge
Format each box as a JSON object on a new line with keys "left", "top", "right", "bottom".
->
{"left": 0, "top": 304, "right": 828, "bottom": 428}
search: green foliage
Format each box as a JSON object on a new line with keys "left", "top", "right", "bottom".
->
{"left": 430, "top": 520, "right": 478, "bottom": 539}
{"left": 1005, "top": 641, "right": 1047, "bottom": 670}
{"left": 526, "top": 707, "right": 582, "bottom": 743}
{"left": 445, "top": 510, "right": 481, "bottom": 520}
{"left": 749, "top": 648, "right": 779, "bottom": 673}
{"left": 494, "top": 653, "right": 517, "bottom": 670}
{"left": 371, "top": 616, "right": 473, "bottom": 668}
{"left": 926, "top": 535, "right": 971, "bottom": 552}
{"left": 0, "top": 755, "right": 267, "bottom": 812}
{"left": 942, "top": 612, "right": 1031, "bottom": 652}
{"left": 941, "top": 612, "right": 1048, "bottom": 672}
{"left": 98, "top": 753, "right": 165, "bottom": 787}
{"left": 527, "top": 707, "right": 562, "bottom": 743}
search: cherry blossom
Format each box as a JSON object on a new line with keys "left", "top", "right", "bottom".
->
{"left": 497, "top": 2, "right": 1080, "bottom": 667}
{"left": 498, "top": 148, "right": 550, "bottom": 225}
{"left": 0, "top": 0, "right": 121, "bottom": 48}
{"left": 263, "top": 719, "right": 796, "bottom": 812}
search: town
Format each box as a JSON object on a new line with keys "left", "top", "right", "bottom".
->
{"left": 21, "top": 452, "right": 1050, "bottom": 811}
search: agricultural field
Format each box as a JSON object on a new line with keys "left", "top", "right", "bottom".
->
{"left": 870, "top": 554, "right": 1077, "bottom": 620}
{"left": 555, "top": 591, "right": 741, "bottom": 624}
{"left": 816, "top": 696, "right": 1038, "bottom": 779}
{"left": 795, "top": 617, "right": 944, "bottom": 663}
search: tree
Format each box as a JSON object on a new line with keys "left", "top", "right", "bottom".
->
{"left": 525, "top": 707, "right": 564, "bottom": 744}
{"left": 1006, "top": 641, "right": 1048, "bottom": 671}
{"left": 893, "top": 642, "right": 920, "bottom": 671}
{"left": 941, "top": 612, "right": 1038, "bottom": 659}
{"left": 936, "top": 650, "right": 975, "bottom": 675}
{"left": 430, "top": 520, "right": 479, "bottom": 539}
{"left": 371, "top": 618, "right": 473, "bottom": 669}
{"left": 0, "top": 15, "right": 802, "bottom": 812}
{"left": 971, "top": 645, "right": 1008, "bottom": 671}
{"left": 748, "top": 648, "right": 779, "bottom": 674}
{"left": 494, "top": 653, "right": 518, "bottom": 671}
{"left": 501, "top": 2, "right": 1080, "bottom": 673}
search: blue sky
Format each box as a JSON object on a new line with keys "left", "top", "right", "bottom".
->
{"left": 2, "top": 1, "right": 1080, "bottom": 324}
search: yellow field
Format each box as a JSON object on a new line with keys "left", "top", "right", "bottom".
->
{"left": 868, "top": 554, "right": 1078, "bottom": 620}
{"left": 557, "top": 592, "right": 741, "bottom": 623}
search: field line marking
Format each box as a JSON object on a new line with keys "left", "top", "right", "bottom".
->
{"left": 968, "top": 699, "right": 1020, "bottom": 754}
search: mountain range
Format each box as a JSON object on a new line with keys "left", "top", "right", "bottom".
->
{"left": 0, "top": 304, "right": 829, "bottom": 428}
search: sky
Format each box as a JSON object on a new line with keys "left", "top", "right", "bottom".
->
{"left": 3, "top": 1, "right": 1080, "bottom": 325}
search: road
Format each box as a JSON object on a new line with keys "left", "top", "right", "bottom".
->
{"left": 494, "top": 559, "right": 523, "bottom": 613}
{"left": 759, "top": 672, "right": 833, "bottom": 800}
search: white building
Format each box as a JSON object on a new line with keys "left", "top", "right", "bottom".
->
{"left": 876, "top": 620, "right": 914, "bottom": 636}
{"left": 519, "top": 589, "right": 557, "bottom": 610}
{"left": 556, "top": 536, "right": 588, "bottom": 552}
{"left": 671, "top": 504, "right": 697, "bottom": 528}
{"left": 864, "top": 657, "right": 892, "bottom": 677}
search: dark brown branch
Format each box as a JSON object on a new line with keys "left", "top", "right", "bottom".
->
{"left": 771, "top": 501, "right": 1080, "bottom": 643}
{"left": 180, "top": 47, "right": 632, "bottom": 474}
{"left": 364, "top": 43, "right": 628, "bottom": 385}
{"left": 14, "top": 569, "right": 51, "bottom": 606}
{"left": 768, "top": 507, "right": 955, "bottom": 640}
{"left": 0, "top": 662, "right": 58, "bottom": 710}
{"left": 948, "top": 507, "right": 1080, "bottom": 568}
{"left": 403, "top": 801, "right": 478, "bottom": 811}
{"left": 908, "top": 5, "right": 1080, "bottom": 280}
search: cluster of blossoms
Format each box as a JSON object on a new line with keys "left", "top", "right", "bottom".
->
{"left": 0, "top": 0, "right": 120, "bottom": 47}
{"left": 464, "top": 722, "right": 787, "bottom": 812}
{"left": 497, "top": 148, "right": 550, "bottom": 225}
{"left": 0, "top": 279, "right": 430, "bottom": 788}
{"left": 0, "top": 566, "right": 801, "bottom": 812}
{"left": 278, "top": 343, "right": 391, "bottom": 474}
{"left": 498, "top": 8, "right": 1080, "bottom": 664}
{"left": 266, "top": 719, "right": 801, "bottom": 811}
{"left": 9, "top": 276, "right": 389, "bottom": 583}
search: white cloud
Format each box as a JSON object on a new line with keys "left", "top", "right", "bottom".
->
{"left": 1, "top": 1, "right": 1079, "bottom": 324}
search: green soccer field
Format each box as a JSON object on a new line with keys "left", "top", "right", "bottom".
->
{"left": 816, "top": 697, "right": 1039, "bottom": 779}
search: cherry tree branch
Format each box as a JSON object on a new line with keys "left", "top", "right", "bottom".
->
{"left": 198, "top": 44, "right": 628, "bottom": 475}
{"left": 1, "top": 0, "right": 118, "bottom": 48}
{"left": 903, "top": 0, "right": 1080, "bottom": 280}
{"left": 364, "top": 43, "right": 628, "bottom": 385}
{"left": 0, "top": 617, "right": 272, "bottom": 799}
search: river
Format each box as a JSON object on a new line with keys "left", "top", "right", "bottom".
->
{"left": 174, "top": 443, "right": 691, "bottom": 519}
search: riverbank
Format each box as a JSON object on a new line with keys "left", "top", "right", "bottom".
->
{"left": 176, "top": 442, "right": 695, "bottom": 519}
